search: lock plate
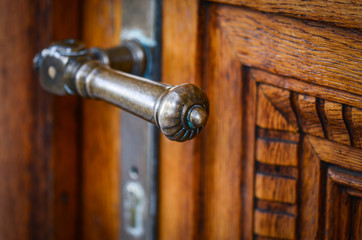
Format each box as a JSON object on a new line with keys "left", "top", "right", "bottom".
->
{"left": 121, "top": 0, "right": 157, "bottom": 46}
{"left": 120, "top": 0, "right": 161, "bottom": 239}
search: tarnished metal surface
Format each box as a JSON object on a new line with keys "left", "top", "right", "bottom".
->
{"left": 121, "top": 0, "right": 156, "bottom": 46}
{"left": 120, "top": 1, "right": 161, "bottom": 239}
{"left": 121, "top": 113, "right": 156, "bottom": 239}
{"left": 91, "top": 40, "right": 146, "bottom": 76}
{"left": 34, "top": 39, "right": 209, "bottom": 142}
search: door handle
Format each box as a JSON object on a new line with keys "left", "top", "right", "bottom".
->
{"left": 33, "top": 39, "right": 209, "bottom": 142}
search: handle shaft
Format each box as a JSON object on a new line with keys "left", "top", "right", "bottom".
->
{"left": 34, "top": 39, "right": 209, "bottom": 142}
{"left": 76, "top": 61, "right": 169, "bottom": 123}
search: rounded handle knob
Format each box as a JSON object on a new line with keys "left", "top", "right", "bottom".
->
{"left": 156, "top": 84, "right": 209, "bottom": 142}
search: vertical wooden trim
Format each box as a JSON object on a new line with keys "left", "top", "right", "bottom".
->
{"left": 51, "top": 0, "right": 82, "bottom": 239}
{"left": 81, "top": 1, "right": 122, "bottom": 240}
{"left": 201, "top": 4, "right": 243, "bottom": 239}
{"left": 242, "top": 68, "right": 257, "bottom": 240}
{"left": 159, "top": 1, "right": 202, "bottom": 239}
{"left": 0, "top": 0, "right": 53, "bottom": 239}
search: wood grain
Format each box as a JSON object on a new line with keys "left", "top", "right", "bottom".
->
{"left": 0, "top": 0, "right": 53, "bottom": 239}
{"left": 351, "top": 107, "right": 362, "bottom": 148}
{"left": 202, "top": 4, "right": 243, "bottom": 239}
{"left": 344, "top": 106, "right": 362, "bottom": 148}
{"left": 352, "top": 198, "right": 362, "bottom": 239}
{"left": 159, "top": 1, "right": 202, "bottom": 240}
{"left": 257, "top": 162, "right": 298, "bottom": 179}
{"left": 327, "top": 167, "right": 362, "bottom": 194}
{"left": 295, "top": 94, "right": 324, "bottom": 138}
{"left": 257, "top": 84, "right": 298, "bottom": 132}
{"left": 216, "top": 6, "right": 362, "bottom": 96}
{"left": 160, "top": 2, "right": 362, "bottom": 239}
{"left": 242, "top": 68, "right": 258, "bottom": 239}
{"left": 301, "top": 136, "right": 362, "bottom": 239}
{"left": 324, "top": 101, "right": 351, "bottom": 145}
{"left": 325, "top": 167, "right": 362, "bottom": 239}
{"left": 255, "top": 199, "right": 297, "bottom": 216}
{"left": 51, "top": 0, "right": 81, "bottom": 239}
{"left": 256, "top": 138, "right": 298, "bottom": 166}
{"left": 252, "top": 69, "right": 362, "bottom": 148}
{"left": 307, "top": 135, "right": 362, "bottom": 171}
{"left": 255, "top": 173, "right": 297, "bottom": 203}
{"left": 209, "top": 0, "right": 362, "bottom": 29}
{"left": 81, "top": 1, "right": 122, "bottom": 240}
{"left": 300, "top": 136, "right": 322, "bottom": 239}
{"left": 254, "top": 210, "right": 296, "bottom": 239}
{"left": 0, "top": 1, "right": 84, "bottom": 239}
{"left": 251, "top": 69, "right": 362, "bottom": 109}
{"left": 257, "top": 128, "right": 299, "bottom": 142}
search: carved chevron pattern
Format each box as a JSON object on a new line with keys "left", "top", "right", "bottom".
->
{"left": 256, "top": 83, "right": 362, "bottom": 148}
{"left": 253, "top": 71, "right": 362, "bottom": 240}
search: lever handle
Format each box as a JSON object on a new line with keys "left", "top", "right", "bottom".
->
{"left": 33, "top": 39, "right": 209, "bottom": 142}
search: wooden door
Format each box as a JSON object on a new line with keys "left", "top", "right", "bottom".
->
{"left": 0, "top": 0, "right": 122, "bottom": 239}
{"left": 1, "top": 0, "right": 361, "bottom": 240}
{"left": 159, "top": 1, "right": 362, "bottom": 239}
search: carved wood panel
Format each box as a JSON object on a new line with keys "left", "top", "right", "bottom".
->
{"left": 250, "top": 69, "right": 362, "bottom": 239}
{"left": 324, "top": 168, "right": 362, "bottom": 239}
{"left": 201, "top": 3, "right": 362, "bottom": 239}
{"left": 160, "top": 2, "right": 361, "bottom": 239}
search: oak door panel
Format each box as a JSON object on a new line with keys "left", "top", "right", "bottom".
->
{"left": 160, "top": 1, "right": 361, "bottom": 239}
{"left": 158, "top": 1, "right": 203, "bottom": 240}
{"left": 201, "top": 3, "right": 362, "bottom": 240}
{"left": 212, "top": 5, "right": 362, "bottom": 96}
{"left": 210, "top": 0, "right": 362, "bottom": 29}
{"left": 0, "top": 0, "right": 83, "bottom": 239}
{"left": 203, "top": 8, "right": 243, "bottom": 238}
{"left": 81, "top": 1, "right": 122, "bottom": 239}
{"left": 324, "top": 167, "right": 362, "bottom": 239}
{"left": 51, "top": 0, "right": 82, "bottom": 239}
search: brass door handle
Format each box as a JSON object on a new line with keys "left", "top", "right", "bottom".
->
{"left": 33, "top": 39, "right": 209, "bottom": 142}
